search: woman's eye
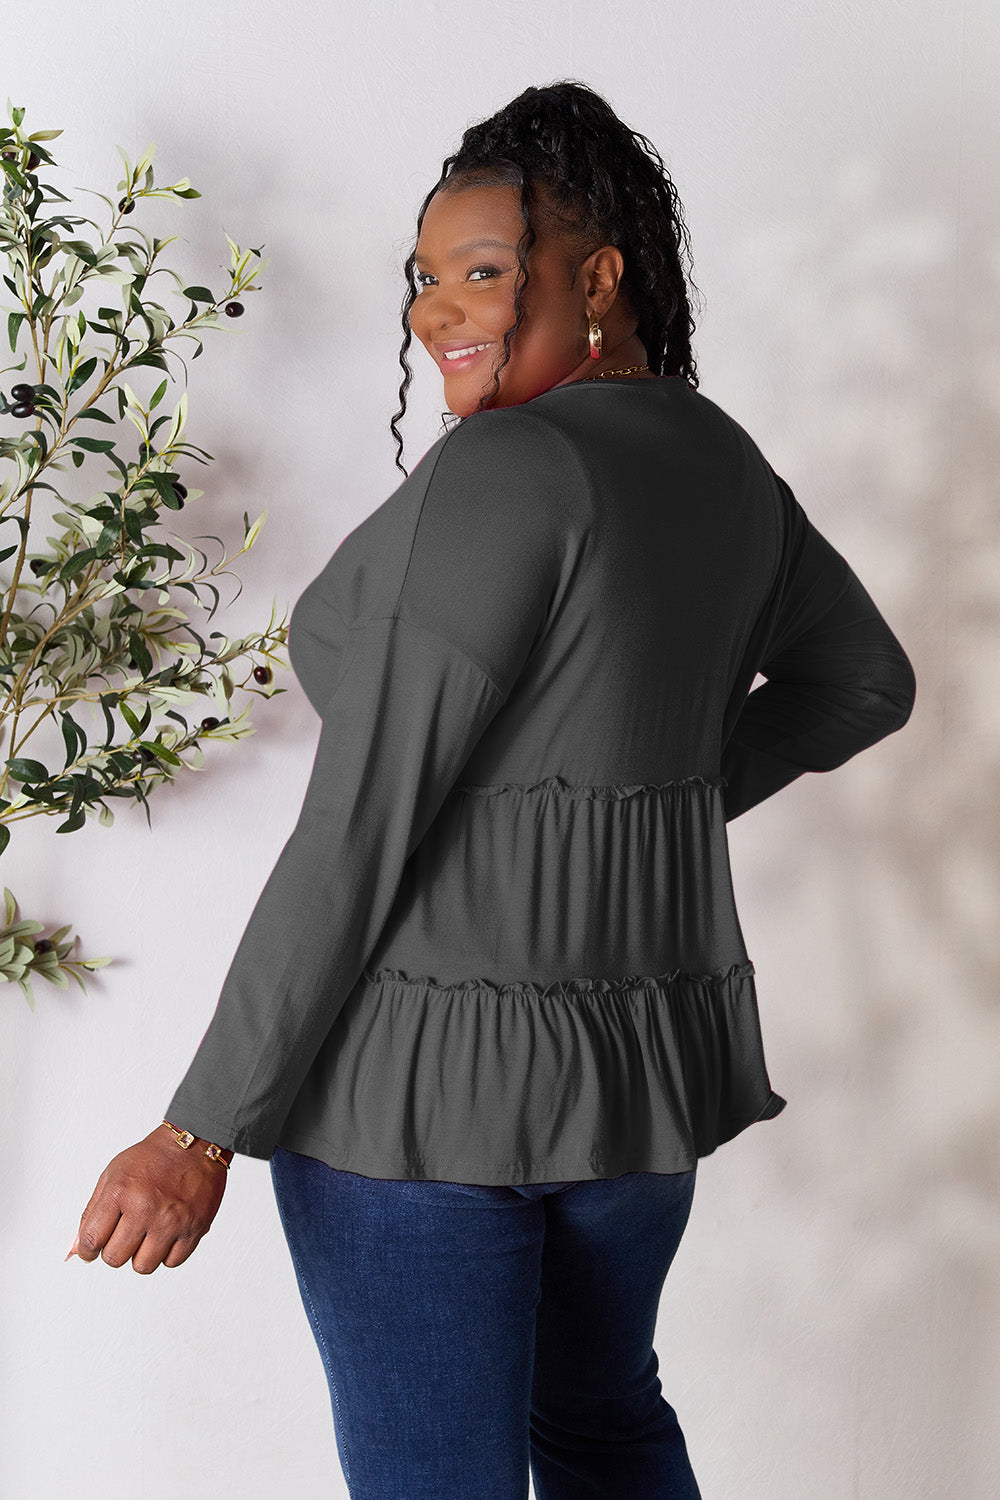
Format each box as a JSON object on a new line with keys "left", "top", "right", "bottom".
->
{"left": 415, "top": 265, "right": 500, "bottom": 289}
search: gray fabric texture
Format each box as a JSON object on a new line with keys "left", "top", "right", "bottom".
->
{"left": 164, "top": 376, "right": 916, "bottom": 1184}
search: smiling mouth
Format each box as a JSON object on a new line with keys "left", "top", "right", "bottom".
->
{"left": 437, "top": 342, "right": 496, "bottom": 368}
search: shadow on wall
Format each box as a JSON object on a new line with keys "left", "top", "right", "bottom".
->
{"left": 715, "top": 103, "right": 1000, "bottom": 1500}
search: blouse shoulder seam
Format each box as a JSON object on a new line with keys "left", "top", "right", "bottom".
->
{"left": 499, "top": 404, "right": 598, "bottom": 525}
{"left": 390, "top": 424, "right": 466, "bottom": 624}
{"left": 405, "top": 403, "right": 596, "bottom": 552}
{"left": 363, "top": 610, "right": 509, "bottom": 704}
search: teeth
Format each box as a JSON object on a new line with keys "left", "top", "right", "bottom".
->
{"left": 443, "top": 343, "right": 489, "bottom": 360}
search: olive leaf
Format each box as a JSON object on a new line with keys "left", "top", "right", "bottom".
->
{"left": 0, "top": 99, "right": 282, "bottom": 1006}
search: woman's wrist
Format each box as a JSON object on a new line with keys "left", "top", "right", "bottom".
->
{"left": 159, "top": 1119, "right": 234, "bottom": 1168}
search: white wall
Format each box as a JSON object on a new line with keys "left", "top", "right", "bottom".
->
{"left": 3, "top": 3, "right": 997, "bottom": 1496}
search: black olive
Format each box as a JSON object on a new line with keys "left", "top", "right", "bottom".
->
{"left": 11, "top": 383, "right": 35, "bottom": 401}
{"left": 224, "top": 301, "right": 244, "bottom": 317}
{"left": 200, "top": 716, "right": 221, "bottom": 731}
{"left": 29, "top": 558, "right": 47, "bottom": 575}
{"left": 253, "top": 665, "right": 271, "bottom": 685}
{"left": 27, "top": 152, "right": 40, "bottom": 171}
{"left": 34, "top": 938, "right": 54, "bottom": 954}
{"left": 12, "top": 402, "right": 35, "bottom": 418}
{"left": 118, "top": 197, "right": 135, "bottom": 214}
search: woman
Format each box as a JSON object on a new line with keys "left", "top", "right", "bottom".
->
{"left": 70, "top": 81, "right": 916, "bottom": 1499}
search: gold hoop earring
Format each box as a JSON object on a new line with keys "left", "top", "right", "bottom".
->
{"left": 588, "top": 311, "right": 603, "bottom": 360}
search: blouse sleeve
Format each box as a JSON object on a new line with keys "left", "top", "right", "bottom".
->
{"left": 163, "top": 410, "right": 562, "bottom": 1158}
{"left": 720, "top": 471, "right": 916, "bottom": 822}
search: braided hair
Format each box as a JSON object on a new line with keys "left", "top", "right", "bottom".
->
{"left": 390, "top": 79, "right": 703, "bottom": 476}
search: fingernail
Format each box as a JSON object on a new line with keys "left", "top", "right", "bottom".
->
{"left": 65, "top": 1237, "right": 78, "bottom": 1261}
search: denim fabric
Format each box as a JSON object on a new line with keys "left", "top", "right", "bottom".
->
{"left": 270, "top": 1145, "right": 702, "bottom": 1499}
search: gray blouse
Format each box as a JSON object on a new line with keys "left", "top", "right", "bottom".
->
{"left": 164, "top": 375, "right": 916, "bottom": 1184}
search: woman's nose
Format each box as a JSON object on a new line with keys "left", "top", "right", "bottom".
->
{"left": 420, "top": 285, "right": 469, "bottom": 323}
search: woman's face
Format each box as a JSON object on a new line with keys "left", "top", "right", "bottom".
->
{"left": 408, "top": 182, "right": 630, "bottom": 415}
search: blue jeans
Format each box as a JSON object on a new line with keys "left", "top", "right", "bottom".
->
{"left": 270, "top": 1146, "right": 702, "bottom": 1499}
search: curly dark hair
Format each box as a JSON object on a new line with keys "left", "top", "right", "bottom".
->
{"left": 389, "top": 79, "right": 703, "bottom": 476}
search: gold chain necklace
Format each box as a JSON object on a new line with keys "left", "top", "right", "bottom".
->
{"left": 577, "top": 364, "right": 652, "bottom": 381}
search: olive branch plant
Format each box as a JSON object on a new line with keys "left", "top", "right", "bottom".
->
{"left": 0, "top": 99, "right": 286, "bottom": 1008}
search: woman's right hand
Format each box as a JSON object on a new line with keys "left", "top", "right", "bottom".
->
{"left": 68, "top": 1124, "right": 231, "bottom": 1274}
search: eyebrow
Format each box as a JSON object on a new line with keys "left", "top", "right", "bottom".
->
{"left": 413, "top": 238, "right": 517, "bottom": 265}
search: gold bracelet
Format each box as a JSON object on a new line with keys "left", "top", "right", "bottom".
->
{"left": 161, "top": 1119, "right": 231, "bottom": 1170}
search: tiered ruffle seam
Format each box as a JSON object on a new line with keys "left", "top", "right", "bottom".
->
{"left": 454, "top": 773, "right": 727, "bottom": 801}
{"left": 362, "top": 959, "right": 755, "bottom": 997}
